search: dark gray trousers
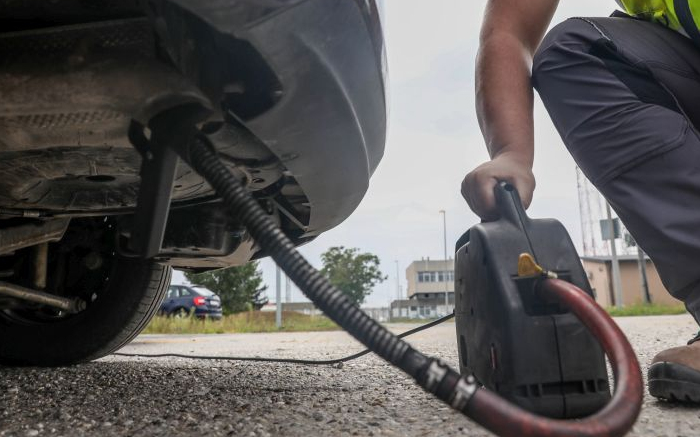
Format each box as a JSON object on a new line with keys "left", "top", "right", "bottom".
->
{"left": 532, "top": 16, "right": 700, "bottom": 323}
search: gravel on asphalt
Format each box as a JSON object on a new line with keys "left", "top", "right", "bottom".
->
{"left": 1, "top": 315, "right": 699, "bottom": 436}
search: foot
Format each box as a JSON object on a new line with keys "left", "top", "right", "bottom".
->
{"left": 648, "top": 332, "right": 700, "bottom": 403}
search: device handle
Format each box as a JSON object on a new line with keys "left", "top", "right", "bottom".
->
{"left": 494, "top": 182, "right": 529, "bottom": 225}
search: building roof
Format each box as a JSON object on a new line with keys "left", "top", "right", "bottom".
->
{"left": 408, "top": 259, "right": 454, "bottom": 268}
{"left": 410, "top": 290, "right": 451, "bottom": 297}
{"left": 391, "top": 299, "right": 416, "bottom": 306}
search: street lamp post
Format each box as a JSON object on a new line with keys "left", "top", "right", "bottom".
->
{"left": 275, "top": 265, "right": 282, "bottom": 328}
{"left": 606, "top": 202, "right": 624, "bottom": 309}
{"left": 285, "top": 273, "right": 292, "bottom": 303}
{"left": 439, "top": 210, "right": 448, "bottom": 316}
{"left": 637, "top": 245, "right": 651, "bottom": 304}
{"left": 395, "top": 260, "right": 400, "bottom": 300}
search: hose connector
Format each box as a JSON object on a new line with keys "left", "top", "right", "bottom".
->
{"left": 416, "top": 358, "right": 479, "bottom": 411}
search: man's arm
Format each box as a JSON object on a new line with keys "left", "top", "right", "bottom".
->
{"left": 462, "top": 0, "right": 559, "bottom": 220}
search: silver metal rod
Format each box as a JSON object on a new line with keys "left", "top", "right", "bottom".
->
{"left": 0, "top": 281, "right": 85, "bottom": 313}
{"left": 33, "top": 242, "right": 49, "bottom": 290}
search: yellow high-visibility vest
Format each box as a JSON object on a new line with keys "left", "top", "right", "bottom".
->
{"left": 617, "top": 0, "right": 700, "bottom": 45}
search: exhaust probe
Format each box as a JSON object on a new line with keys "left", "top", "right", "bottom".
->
{"left": 172, "top": 134, "right": 643, "bottom": 437}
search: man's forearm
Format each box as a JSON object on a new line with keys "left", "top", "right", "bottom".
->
{"left": 475, "top": 32, "right": 535, "bottom": 167}
{"left": 463, "top": 0, "right": 557, "bottom": 219}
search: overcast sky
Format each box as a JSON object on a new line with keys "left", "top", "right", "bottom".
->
{"left": 173, "top": 0, "right": 617, "bottom": 306}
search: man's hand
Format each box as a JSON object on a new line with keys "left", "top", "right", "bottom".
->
{"left": 466, "top": 0, "right": 557, "bottom": 220}
{"left": 461, "top": 153, "right": 535, "bottom": 221}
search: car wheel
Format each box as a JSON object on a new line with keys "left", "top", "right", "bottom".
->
{"left": 0, "top": 219, "right": 171, "bottom": 366}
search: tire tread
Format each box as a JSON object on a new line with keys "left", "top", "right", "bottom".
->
{"left": 85, "top": 263, "right": 171, "bottom": 361}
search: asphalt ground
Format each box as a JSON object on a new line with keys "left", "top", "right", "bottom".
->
{"left": 1, "top": 314, "right": 699, "bottom": 436}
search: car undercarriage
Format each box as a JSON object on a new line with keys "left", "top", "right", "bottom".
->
{"left": 0, "top": 0, "right": 386, "bottom": 365}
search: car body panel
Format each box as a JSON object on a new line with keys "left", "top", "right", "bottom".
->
{"left": 153, "top": 0, "right": 387, "bottom": 238}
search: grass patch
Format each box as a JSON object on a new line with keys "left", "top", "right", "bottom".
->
{"left": 143, "top": 311, "right": 339, "bottom": 335}
{"left": 606, "top": 303, "right": 687, "bottom": 317}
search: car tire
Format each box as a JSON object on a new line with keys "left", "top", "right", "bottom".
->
{"left": 0, "top": 258, "right": 171, "bottom": 366}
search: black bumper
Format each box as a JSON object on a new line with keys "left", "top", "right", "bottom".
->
{"left": 154, "top": 0, "right": 387, "bottom": 237}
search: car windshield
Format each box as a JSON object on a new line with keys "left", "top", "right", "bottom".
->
{"left": 193, "top": 286, "right": 215, "bottom": 296}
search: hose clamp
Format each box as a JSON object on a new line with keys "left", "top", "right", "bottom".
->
{"left": 450, "top": 375, "right": 477, "bottom": 410}
{"left": 423, "top": 360, "right": 478, "bottom": 410}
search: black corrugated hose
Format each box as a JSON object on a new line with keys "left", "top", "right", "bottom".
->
{"left": 176, "top": 134, "right": 477, "bottom": 408}
{"left": 172, "top": 133, "right": 641, "bottom": 437}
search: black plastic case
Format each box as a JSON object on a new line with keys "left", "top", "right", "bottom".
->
{"left": 454, "top": 183, "right": 610, "bottom": 418}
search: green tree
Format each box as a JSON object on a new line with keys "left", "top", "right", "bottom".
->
{"left": 320, "top": 246, "right": 386, "bottom": 306}
{"left": 185, "top": 261, "right": 268, "bottom": 314}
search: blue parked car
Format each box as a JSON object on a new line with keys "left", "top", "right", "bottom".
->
{"left": 160, "top": 285, "right": 223, "bottom": 320}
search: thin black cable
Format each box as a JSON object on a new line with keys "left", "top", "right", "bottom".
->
{"left": 112, "top": 312, "right": 454, "bottom": 365}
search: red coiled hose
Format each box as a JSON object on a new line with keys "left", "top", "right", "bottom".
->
{"left": 465, "top": 278, "right": 643, "bottom": 437}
